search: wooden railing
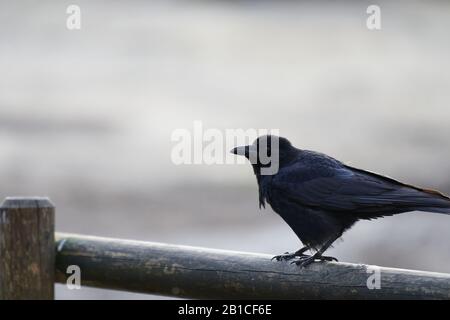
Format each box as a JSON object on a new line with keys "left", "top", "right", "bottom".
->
{"left": 1, "top": 197, "right": 450, "bottom": 299}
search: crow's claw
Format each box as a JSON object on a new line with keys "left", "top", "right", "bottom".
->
{"left": 320, "top": 255, "right": 338, "bottom": 262}
{"left": 271, "top": 248, "right": 310, "bottom": 262}
{"left": 290, "top": 254, "right": 338, "bottom": 268}
{"left": 291, "top": 255, "right": 316, "bottom": 268}
{"left": 272, "top": 252, "right": 309, "bottom": 261}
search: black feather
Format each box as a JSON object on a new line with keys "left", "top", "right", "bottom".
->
{"left": 233, "top": 135, "right": 450, "bottom": 252}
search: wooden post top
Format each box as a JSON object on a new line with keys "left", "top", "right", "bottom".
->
{"left": 1, "top": 197, "right": 54, "bottom": 209}
{"left": 0, "top": 196, "right": 55, "bottom": 300}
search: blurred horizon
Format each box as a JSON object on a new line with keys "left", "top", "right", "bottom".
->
{"left": 1, "top": 0, "right": 450, "bottom": 299}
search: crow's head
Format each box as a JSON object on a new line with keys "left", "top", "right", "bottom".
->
{"left": 230, "top": 135, "right": 297, "bottom": 175}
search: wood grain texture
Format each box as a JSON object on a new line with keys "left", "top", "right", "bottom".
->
{"left": 55, "top": 232, "right": 450, "bottom": 299}
{"left": 0, "top": 197, "right": 55, "bottom": 300}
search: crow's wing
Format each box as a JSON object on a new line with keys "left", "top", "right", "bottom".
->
{"left": 271, "top": 162, "right": 450, "bottom": 218}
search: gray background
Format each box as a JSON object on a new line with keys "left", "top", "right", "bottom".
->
{"left": 1, "top": 1, "right": 450, "bottom": 299}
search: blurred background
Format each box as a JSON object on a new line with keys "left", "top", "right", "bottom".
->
{"left": 1, "top": 0, "right": 450, "bottom": 299}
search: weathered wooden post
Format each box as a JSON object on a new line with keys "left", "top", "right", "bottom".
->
{"left": 0, "top": 197, "right": 55, "bottom": 299}
{"left": 55, "top": 233, "right": 450, "bottom": 299}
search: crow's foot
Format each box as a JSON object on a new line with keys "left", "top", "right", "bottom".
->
{"left": 320, "top": 255, "right": 338, "bottom": 262}
{"left": 272, "top": 252, "right": 309, "bottom": 261}
{"left": 291, "top": 253, "right": 338, "bottom": 268}
{"left": 271, "top": 247, "right": 310, "bottom": 261}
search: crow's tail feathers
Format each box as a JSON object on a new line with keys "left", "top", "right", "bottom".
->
{"left": 412, "top": 187, "right": 450, "bottom": 215}
{"left": 417, "top": 206, "right": 450, "bottom": 215}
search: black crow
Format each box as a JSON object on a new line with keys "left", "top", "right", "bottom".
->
{"left": 231, "top": 135, "right": 450, "bottom": 267}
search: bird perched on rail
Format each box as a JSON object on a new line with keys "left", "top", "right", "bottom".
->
{"left": 231, "top": 135, "right": 450, "bottom": 268}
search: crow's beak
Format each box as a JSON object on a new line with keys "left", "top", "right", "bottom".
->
{"left": 230, "top": 146, "right": 247, "bottom": 156}
{"left": 230, "top": 145, "right": 257, "bottom": 157}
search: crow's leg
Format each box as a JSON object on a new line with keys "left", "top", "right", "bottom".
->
{"left": 292, "top": 238, "right": 338, "bottom": 268}
{"left": 271, "top": 246, "right": 310, "bottom": 261}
